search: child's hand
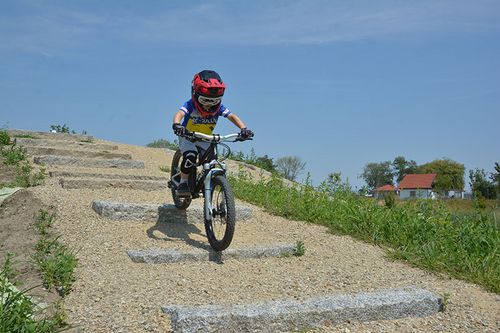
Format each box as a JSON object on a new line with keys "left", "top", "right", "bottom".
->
{"left": 240, "top": 128, "right": 254, "bottom": 139}
{"left": 173, "top": 123, "right": 186, "bottom": 136}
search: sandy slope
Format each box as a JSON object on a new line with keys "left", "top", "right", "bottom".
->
{"left": 20, "top": 137, "right": 500, "bottom": 333}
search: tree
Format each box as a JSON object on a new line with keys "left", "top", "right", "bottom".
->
{"left": 392, "top": 156, "right": 417, "bottom": 183}
{"left": 255, "top": 155, "right": 276, "bottom": 173}
{"left": 360, "top": 161, "right": 394, "bottom": 192}
{"left": 416, "top": 158, "right": 465, "bottom": 193}
{"left": 275, "top": 156, "right": 306, "bottom": 181}
{"left": 469, "top": 168, "right": 496, "bottom": 199}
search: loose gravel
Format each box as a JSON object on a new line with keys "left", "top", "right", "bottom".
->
{"left": 24, "top": 136, "right": 499, "bottom": 333}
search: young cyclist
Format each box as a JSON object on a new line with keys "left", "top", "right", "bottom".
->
{"left": 172, "top": 70, "right": 253, "bottom": 197}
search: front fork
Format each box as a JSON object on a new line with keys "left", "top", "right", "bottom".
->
{"left": 203, "top": 166, "right": 225, "bottom": 222}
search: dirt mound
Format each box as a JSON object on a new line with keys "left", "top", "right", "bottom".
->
{"left": 0, "top": 189, "right": 59, "bottom": 304}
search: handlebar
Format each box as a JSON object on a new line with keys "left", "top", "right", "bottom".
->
{"left": 182, "top": 130, "right": 252, "bottom": 143}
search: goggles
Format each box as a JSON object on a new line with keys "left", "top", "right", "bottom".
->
{"left": 198, "top": 95, "right": 221, "bottom": 106}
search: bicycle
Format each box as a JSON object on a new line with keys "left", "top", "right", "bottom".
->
{"left": 168, "top": 130, "right": 252, "bottom": 251}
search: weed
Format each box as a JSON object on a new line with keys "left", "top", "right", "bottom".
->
{"left": 0, "top": 255, "right": 68, "bottom": 332}
{"left": 159, "top": 165, "right": 170, "bottom": 173}
{"left": 80, "top": 137, "right": 94, "bottom": 144}
{"left": 0, "top": 130, "right": 10, "bottom": 146}
{"left": 2, "top": 145, "right": 27, "bottom": 165}
{"left": 384, "top": 192, "right": 397, "bottom": 209}
{"left": 294, "top": 241, "right": 306, "bottom": 257}
{"left": 440, "top": 292, "right": 451, "bottom": 311}
{"left": 32, "top": 210, "right": 77, "bottom": 296}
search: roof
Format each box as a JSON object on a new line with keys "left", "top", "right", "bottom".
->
{"left": 398, "top": 174, "right": 437, "bottom": 189}
{"left": 375, "top": 184, "right": 397, "bottom": 192}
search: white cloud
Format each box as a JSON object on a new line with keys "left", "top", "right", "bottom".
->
{"left": 1, "top": 0, "right": 499, "bottom": 55}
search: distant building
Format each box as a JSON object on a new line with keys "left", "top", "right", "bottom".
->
{"left": 398, "top": 174, "right": 437, "bottom": 199}
{"left": 374, "top": 184, "right": 397, "bottom": 199}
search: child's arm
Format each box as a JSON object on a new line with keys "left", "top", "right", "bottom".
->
{"left": 173, "top": 110, "right": 185, "bottom": 125}
{"left": 227, "top": 113, "right": 246, "bottom": 129}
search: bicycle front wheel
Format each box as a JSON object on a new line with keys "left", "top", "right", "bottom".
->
{"left": 204, "top": 175, "right": 236, "bottom": 251}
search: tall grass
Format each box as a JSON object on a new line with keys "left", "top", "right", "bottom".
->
{"left": 229, "top": 172, "right": 500, "bottom": 293}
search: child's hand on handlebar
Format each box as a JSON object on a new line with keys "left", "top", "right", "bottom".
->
{"left": 172, "top": 123, "right": 186, "bottom": 136}
{"left": 239, "top": 128, "right": 254, "bottom": 140}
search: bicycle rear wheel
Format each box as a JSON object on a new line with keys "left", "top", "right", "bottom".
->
{"left": 204, "top": 175, "right": 236, "bottom": 251}
{"left": 170, "top": 150, "right": 192, "bottom": 210}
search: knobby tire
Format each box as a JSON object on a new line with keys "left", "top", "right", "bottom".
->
{"left": 205, "top": 175, "right": 236, "bottom": 251}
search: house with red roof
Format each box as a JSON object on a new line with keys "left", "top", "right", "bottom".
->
{"left": 398, "top": 173, "right": 437, "bottom": 199}
{"left": 374, "top": 184, "right": 397, "bottom": 199}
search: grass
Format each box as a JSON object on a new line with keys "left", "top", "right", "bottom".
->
{"left": 1, "top": 254, "right": 69, "bottom": 332}
{"left": 0, "top": 130, "right": 45, "bottom": 188}
{"left": 159, "top": 165, "right": 170, "bottom": 173}
{"left": 294, "top": 241, "right": 306, "bottom": 257}
{"left": 12, "top": 134, "right": 39, "bottom": 139}
{"left": 147, "top": 138, "right": 179, "bottom": 150}
{"left": 229, "top": 172, "right": 500, "bottom": 293}
{"left": 32, "top": 210, "right": 78, "bottom": 296}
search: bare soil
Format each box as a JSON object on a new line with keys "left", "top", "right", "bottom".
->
{"left": 0, "top": 157, "right": 18, "bottom": 185}
{"left": 0, "top": 189, "right": 60, "bottom": 305}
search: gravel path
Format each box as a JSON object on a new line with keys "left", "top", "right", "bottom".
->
{"left": 24, "top": 137, "right": 500, "bottom": 333}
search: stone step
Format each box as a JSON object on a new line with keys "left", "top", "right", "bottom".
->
{"left": 60, "top": 178, "right": 168, "bottom": 191}
{"left": 25, "top": 146, "right": 131, "bottom": 159}
{"left": 34, "top": 155, "right": 144, "bottom": 169}
{"left": 15, "top": 138, "right": 118, "bottom": 150}
{"left": 49, "top": 170, "right": 167, "bottom": 181}
{"left": 127, "top": 244, "right": 297, "bottom": 263}
{"left": 92, "top": 200, "right": 253, "bottom": 223}
{"left": 162, "top": 287, "right": 443, "bottom": 333}
{"left": 8, "top": 129, "right": 93, "bottom": 142}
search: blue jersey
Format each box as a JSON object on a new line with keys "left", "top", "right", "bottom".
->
{"left": 180, "top": 99, "right": 231, "bottom": 134}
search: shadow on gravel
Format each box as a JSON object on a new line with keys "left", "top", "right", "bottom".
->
{"left": 145, "top": 207, "right": 211, "bottom": 251}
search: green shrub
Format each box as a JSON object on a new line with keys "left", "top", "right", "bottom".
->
{"left": 0, "top": 130, "right": 10, "bottom": 146}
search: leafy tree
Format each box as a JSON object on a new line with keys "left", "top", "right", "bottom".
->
{"left": 50, "top": 124, "right": 76, "bottom": 134}
{"left": 275, "top": 156, "right": 306, "bottom": 181}
{"left": 392, "top": 156, "right": 417, "bottom": 183}
{"left": 416, "top": 158, "right": 465, "bottom": 193}
{"left": 360, "top": 161, "right": 394, "bottom": 191}
{"left": 254, "top": 155, "right": 275, "bottom": 173}
{"left": 469, "top": 168, "right": 496, "bottom": 199}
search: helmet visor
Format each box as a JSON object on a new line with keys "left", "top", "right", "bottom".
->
{"left": 198, "top": 95, "right": 221, "bottom": 107}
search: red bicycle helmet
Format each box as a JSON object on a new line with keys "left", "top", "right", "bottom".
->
{"left": 192, "top": 70, "right": 226, "bottom": 117}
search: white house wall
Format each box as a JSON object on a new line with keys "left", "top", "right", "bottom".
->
{"left": 399, "top": 189, "right": 431, "bottom": 199}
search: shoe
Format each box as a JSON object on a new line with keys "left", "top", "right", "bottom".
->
{"left": 176, "top": 182, "right": 191, "bottom": 197}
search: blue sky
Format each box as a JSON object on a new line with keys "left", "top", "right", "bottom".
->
{"left": 1, "top": 0, "right": 499, "bottom": 189}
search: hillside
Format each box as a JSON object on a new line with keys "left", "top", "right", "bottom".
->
{"left": 1, "top": 130, "right": 499, "bottom": 332}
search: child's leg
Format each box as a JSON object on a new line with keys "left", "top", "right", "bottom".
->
{"left": 178, "top": 138, "right": 198, "bottom": 183}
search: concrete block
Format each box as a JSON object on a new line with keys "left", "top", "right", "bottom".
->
{"left": 34, "top": 155, "right": 144, "bottom": 169}
{"left": 91, "top": 200, "right": 253, "bottom": 224}
{"left": 162, "top": 287, "right": 443, "bottom": 333}
{"left": 25, "top": 146, "right": 131, "bottom": 159}
{"left": 60, "top": 178, "right": 168, "bottom": 191}
{"left": 127, "top": 244, "right": 297, "bottom": 263}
